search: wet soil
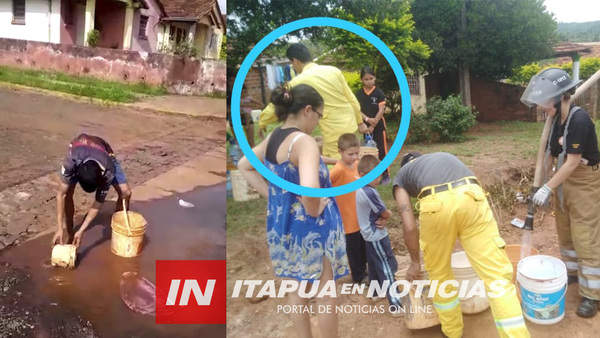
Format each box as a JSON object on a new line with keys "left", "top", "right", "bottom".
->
{"left": 0, "top": 86, "right": 226, "bottom": 248}
{"left": 0, "top": 184, "right": 226, "bottom": 337}
{"left": 227, "top": 207, "right": 600, "bottom": 338}
{"left": 226, "top": 134, "right": 600, "bottom": 337}
{"left": 0, "top": 87, "right": 226, "bottom": 336}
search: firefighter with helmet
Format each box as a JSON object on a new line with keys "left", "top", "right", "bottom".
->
{"left": 522, "top": 68, "right": 600, "bottom": 318}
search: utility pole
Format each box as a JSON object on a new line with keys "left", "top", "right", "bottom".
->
{"left": 458, "top": 0, "right": 471, "bottom": 108}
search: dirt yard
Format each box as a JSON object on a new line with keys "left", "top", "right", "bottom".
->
{"left": 0, "top": 86, "right": 226, "bottom": 336}
{"left": 226, "top": 123, "right": 600, "bottom": 338}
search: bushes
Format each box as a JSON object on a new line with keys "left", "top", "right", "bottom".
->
{"left": 407, "top": 112, "right": 431, "bottom": 143}
{"left": 507, "top": 63, "right": 543, "bottom": 86}
{"left": 579, "top": 58, "right": 600, "bottom": 79}
{"left": 508, "top": 57, "right": 600, "bottom": 85}
{"left": 220, "top": 36, "right": 227, "bottom": 60}
{"left": 342, "top": 71, "right": 362, "bottom": 93}
{"left": 159, "top": 41, "right": 200, "bottom": 59}
{"left": 86, "top": 30, "right": 100, "bottom": 48}
{"left": 408, "top": 95, "right": 478, "bottom": 143}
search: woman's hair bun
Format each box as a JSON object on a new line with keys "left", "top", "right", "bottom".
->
{"left": 271, "top": 86, "right": 293, "bottom": 108}
{"left": 270, "top": 84, "right": 324, "bottom": 122}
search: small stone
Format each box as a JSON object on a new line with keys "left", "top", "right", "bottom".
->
{"left": 3, "top": 287, "right": 8, "bottom": 292}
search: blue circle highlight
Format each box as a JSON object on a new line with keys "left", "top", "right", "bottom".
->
{"left": 232, "top": 17, "right": 411, "bottom": 197}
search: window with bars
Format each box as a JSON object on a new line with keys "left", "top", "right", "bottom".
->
{"left": 139, "top": 15, "right": 148, "bottom": 38}
{"left": 169, "top": 26, "right": 187, "bottom": 44}
{"left": 407, "top": 75, "right": 420, "bottom": 96}
{"left": 12, "top": 0, "right": 26, "bottom": 25}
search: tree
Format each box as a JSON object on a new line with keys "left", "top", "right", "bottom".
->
{"left": 228, "top": 0, "right": 431, "bottom": 115}
{"left": 227, "top": 0, "right": 332, "bottom": 67}
{"left": 323, "top": 0, "right": 432, "bottom": 114}
{"left": 412, "top": 0, "right": 556, "bottom": 80}
{"left": 325, "top": 0, "right": 430, "bottom": 71}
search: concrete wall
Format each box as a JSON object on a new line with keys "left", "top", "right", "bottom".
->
{"left": 131, "top": 0, "right": 161, "bottom": 53}
{"left": 0, "top": 0, "right": 61, "bottom": 43}
{"left": 194, "top": 23, "right": 207, "bottom": 56}
{"left": 0, "top": 37, "right": 226, "bottom": 95}
{"left": 410, "top": 75, "right": 427, "bottom": 114}
{"left": 203, "top": 26, "right": 222, "bottom": 59}
{"left": 168, "top": 57, "right": 226, "bottom": 95}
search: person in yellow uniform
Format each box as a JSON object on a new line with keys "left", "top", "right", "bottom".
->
{"left": 258, "top": 43, "right": 368, "bottom": 159}
{"left": 393, "top": 152, "right": 529, "bottom": 338}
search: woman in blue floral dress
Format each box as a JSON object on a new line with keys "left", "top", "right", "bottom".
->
{"left": 238, "top": 84, "right": 349, "bottom": 338}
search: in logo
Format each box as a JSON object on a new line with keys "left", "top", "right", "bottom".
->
{"left": 155, "top": 260, "right": 226, "bottom": 324}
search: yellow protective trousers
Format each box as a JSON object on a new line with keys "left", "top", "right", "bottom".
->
{"left": 321, "top": 121, "right": 358, "bottom": 159}
{"left": 418, "top": 178, "right": 529, "bottom": 338}
{"left": 554, "top": 163, "right": 600, "bottom": 300}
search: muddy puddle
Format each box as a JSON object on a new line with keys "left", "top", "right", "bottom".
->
{"left": 0, "top": 184, "right": 226, "bottom": 337}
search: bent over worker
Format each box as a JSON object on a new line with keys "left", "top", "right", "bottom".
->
{"left": 523, "top": 68, "right": 600, "bottom": 318}
{"left": 54, "top": 134, "right": 132, "bottom": 247}
{"left": 258, "top": 43, "right": 368, "bottom": 158}
{"left": 393, "top": 152, "right": 529, "bottom": 338}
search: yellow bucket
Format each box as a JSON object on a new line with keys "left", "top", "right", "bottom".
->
{"left": 51, "top": 244, "right": 77, "bottom": 269}
{"left": 111, "top": 211, "right": 147, "bottom": 258}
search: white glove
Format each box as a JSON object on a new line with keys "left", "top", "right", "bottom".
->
{"left": 532, "top": 184, "right": 552, "bottom": 206}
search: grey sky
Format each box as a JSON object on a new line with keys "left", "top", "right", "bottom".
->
{"left": 218, "top": 0, "right": 226, "bottom": 14}
{"left": 544, "top": 0, "right": 600, "bottom": 23}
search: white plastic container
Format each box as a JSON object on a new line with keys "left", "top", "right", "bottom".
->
{"left": 451, "top": 251, "right": 490, "bottom": 314}
{"left": 517, "top": 255, "right": 567, "bottom": 325}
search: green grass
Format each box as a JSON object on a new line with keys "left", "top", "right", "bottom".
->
{"left": 0, "top": 66, "right": 167, "bottom": 103}
{"left": 226, "top": 197, "right": 267, "bottom": 236}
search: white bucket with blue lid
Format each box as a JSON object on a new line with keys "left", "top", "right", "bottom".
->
{"left": 517, "top": 255, "right": 567, "bottom": 325}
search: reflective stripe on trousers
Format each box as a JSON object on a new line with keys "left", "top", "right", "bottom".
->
{"left": 419, "top": 182, "right": 529, "bottom": 338}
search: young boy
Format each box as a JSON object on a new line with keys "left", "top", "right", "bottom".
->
{"left": 356, "top": 154, "right": 403, "bottom": 313}
{"left": 54, "top": 133, "right": 132, "bottom": 247}
{"left": 330, "top": 134, "right": 368, "bottom": 284}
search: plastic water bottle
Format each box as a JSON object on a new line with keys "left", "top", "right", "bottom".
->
{"left": 364, "top": 134, "right": 377, "bottom": 148}
{"left": 229, "top": 139, "right": 243, "bottom": 166}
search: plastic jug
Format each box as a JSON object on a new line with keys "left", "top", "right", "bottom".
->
{"left": 364, "top": 133, "right": 377, "bottom": 148}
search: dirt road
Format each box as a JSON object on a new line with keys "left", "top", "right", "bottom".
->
{"left": 0, "top": 87, "right": 226, "bottom": 336}
{"left": 0, "top": 87, "right": 226, "bottom": 249}
{"left": 226, "top": 146, "right": 600, "bottom": 338}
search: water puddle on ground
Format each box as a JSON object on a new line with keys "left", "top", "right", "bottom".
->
{"left": 0, "top": 183, "right": 226, "bottom": 337}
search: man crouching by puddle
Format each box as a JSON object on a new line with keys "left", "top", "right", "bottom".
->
{"left": 53, "top": 133, "right": 132, "bottom": 247}
{"left": 393, "top": 152, "right": 529, "bottom": 338}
